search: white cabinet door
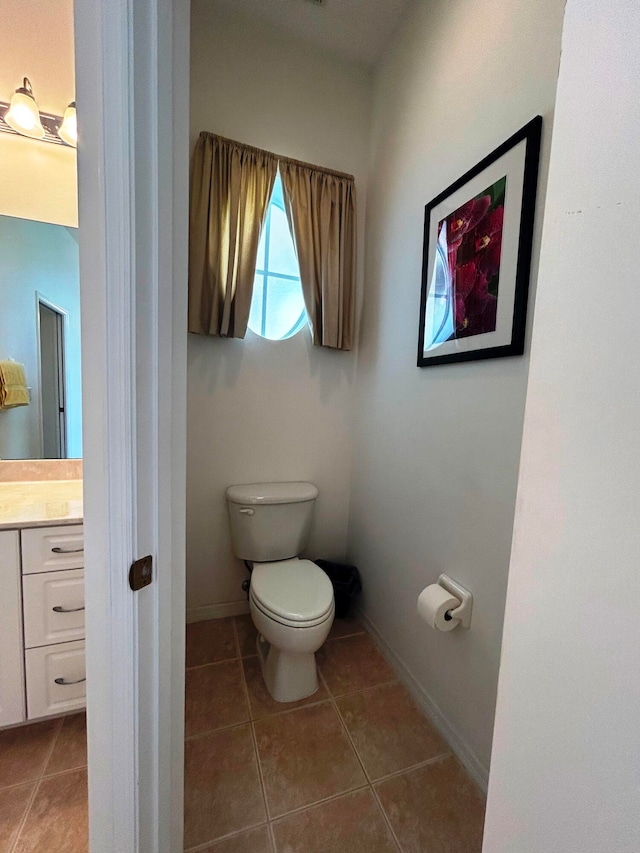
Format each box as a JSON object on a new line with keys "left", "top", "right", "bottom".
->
{"left": 0, "top": 530, "right": 25, "bottom": 726}
{"left": 23, "top": 570, "right": 85, "bottom": 649}
{"left": 21, "top": 525, "right": 84, "bottom": 574}
{"left": 25, "top": 640, "right": 86, "bottom": 719}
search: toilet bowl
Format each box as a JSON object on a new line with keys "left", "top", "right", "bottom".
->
{"left": 249, "top": 558, "right": 334, "bottom": 702}
{"left": 226, "top": 481, "right": 335, "bottom": 703}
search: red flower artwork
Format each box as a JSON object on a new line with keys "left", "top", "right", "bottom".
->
{"left": 440, "top": 176, "right": 506, "bottom": 339}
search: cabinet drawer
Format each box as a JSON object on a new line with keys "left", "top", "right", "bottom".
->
{"left": 23, "top": 570, "right": 85, "bottom": 649}
{"left": 25, "top": 641, "right": 86, "bottom": 719}
{"left": 21, "top": 525, "right": 84, "bottom": 575}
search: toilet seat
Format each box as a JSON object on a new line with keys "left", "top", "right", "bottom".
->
{"left": 250, "top": 593, "right": 334, "bottom": 628}
{"left": 250, "top": 559, "right": 334, "bottom": 626}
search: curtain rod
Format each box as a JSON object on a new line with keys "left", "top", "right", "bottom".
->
{"left": 199, "top": 131, "right": 355, "bottom": 182}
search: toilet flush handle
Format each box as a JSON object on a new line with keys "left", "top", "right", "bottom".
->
{"left": 239, "top": 507, "right": 255, "bottom": 516}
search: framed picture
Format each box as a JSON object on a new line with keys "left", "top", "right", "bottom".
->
{"left": 417, "top": 116, "right": 542, "bottom": 367}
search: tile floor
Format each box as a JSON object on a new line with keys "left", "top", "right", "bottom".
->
{"left": 0, "top": 713, "right": 88, "bottom": 853}
{"left": 184, "top": 614, "right": 486, "bottom": 852}
{"left": 0, "top": 615, "right": 486, "bottom": 852}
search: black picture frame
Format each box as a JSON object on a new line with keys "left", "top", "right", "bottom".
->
{"left": 417, "top": 116, "right": 542, "bottom": 367}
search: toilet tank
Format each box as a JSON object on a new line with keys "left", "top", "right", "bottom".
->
{"left": 226, "top": 482, "right": 319, "bottom": 562}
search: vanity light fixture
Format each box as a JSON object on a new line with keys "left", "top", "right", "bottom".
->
{"left": 0, "top": 77, "right": 77, "bottom": 147}
{"left": 57, "top": 101, "right": 77, "bottom": 148}
{"left": 4, "top": 78, "right": 45, "bottom": 139}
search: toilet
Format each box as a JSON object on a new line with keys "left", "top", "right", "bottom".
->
{"left": 226, "top": 482, "right": 334, "bottom": 703}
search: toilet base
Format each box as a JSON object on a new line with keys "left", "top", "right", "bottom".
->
{"left": 256, "top": 634, "right": 319, "bottom": 703}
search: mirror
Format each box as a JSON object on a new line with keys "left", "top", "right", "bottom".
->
{"left": 0, "top": 214, "right": 81, "bottom": 459}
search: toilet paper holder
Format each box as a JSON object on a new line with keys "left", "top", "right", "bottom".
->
{"left": 438, "top": 574, "right": 473, "bottom": 629}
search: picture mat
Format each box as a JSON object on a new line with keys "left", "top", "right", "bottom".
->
{"left": 422, "top": 139, "right": 526, "bottom": 357}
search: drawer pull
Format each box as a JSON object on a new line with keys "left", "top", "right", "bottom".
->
{"left": 52, "top": 605, "right": 85, "bottom": 613}
{"left": 54, "top": 676, "right": 86, "bottom": 686}
{"left": 51, "top": 546, "right": 84, "bottom": 554}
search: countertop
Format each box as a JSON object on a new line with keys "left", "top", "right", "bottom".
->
{"left": 0, "top": 480, "right": 83, "bottom": 530}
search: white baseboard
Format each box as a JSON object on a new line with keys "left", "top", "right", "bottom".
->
{"left": 357, "top": 608, "right": 489, "bottom": 794}
{"left": 187, "top": 600, "right": 250, "bottom": 623}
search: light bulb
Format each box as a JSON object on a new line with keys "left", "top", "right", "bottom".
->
{"left": 4, "top": 78, "right": 44, "bottom": 139}
{"left": 58, "top": 101, "right": 77, "bottom": 147}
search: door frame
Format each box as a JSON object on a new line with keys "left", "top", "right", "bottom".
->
{"left": 74, "top": 0, "right": 189, "bottom": 850}
{"left": 35, "top": 293, "right": 69, "bottom": 459}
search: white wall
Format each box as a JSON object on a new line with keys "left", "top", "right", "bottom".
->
{"left": 187, "top": 2, "right": 372, "bottom": 613}
{"left": 347, "top": 0, "right": 565, "bottom": 780}
{"left": 0, "top": 137, "right": 77, "bottom": 228}
{"left": 484, "top": 2, "right": 640, "bottom": 850}
{"left": 0, "top": 216, "right": 81, "bottom": 459}
{"left": 1, "top": 0, "right": 75, "bottom": 114}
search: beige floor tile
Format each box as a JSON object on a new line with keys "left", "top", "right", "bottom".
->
{"left": 186, "top": 618, "right": 238, "bottom": 668}
{"left": 234, "top": 614, "right": 258, "bottom": 658}
{"left": 316, "top": 634, "right": 395, "bottom": 697}
{"left": 13, "top": 768, "right": 88, "bottom": 853}
{"left": 0, "top": 719, "right": 61, "bottom": 789}
{"left": 254, "top": 702, "right": 366, "bottom": 818}
{"left": 184, "top": 725, "right": 266, "bottom": 848}
{"left": 0, "top": 784, "right": 34, "bottom": 853}
{"left": 326, "top": 614, "right": 365, "bottom": 641}
{"left": 45, "top": 714, "right": 87, "bottom": 776}
{"left": 242, "top": 657, "right": 328, "bottom": 721}
{"left": 337, "top": 682, "right": 449, "bottom": 780}
{"left": 185, "top": 660, "right": 249, "bottom": 737}
{"left": 375, "top": 757, "right": 485, "bottom": 853}
{"left": 272, "top": 788, "right": 397, "bottom": 853}
{"left": 198, "top": 824, "right": 274, "bottom": 852}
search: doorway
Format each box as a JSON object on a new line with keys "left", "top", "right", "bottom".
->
{"left": 0, "top": 0, "right": 187, "bottom": 847}
{"left": 37, "top": 297, "right": 67, "bottom": 459}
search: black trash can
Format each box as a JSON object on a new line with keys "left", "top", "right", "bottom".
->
{"left": 315, "top": 560, "right": 362, "bottom": 618}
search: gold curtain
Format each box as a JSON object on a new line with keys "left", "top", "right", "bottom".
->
{"left": 188, "top": 133, "right": 277, "bottom": 337}
{"left": 280, "top": 161, "right": 356, "bottom": 351}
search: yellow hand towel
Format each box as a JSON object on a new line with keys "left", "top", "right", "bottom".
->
{"left": 0, "top": 361, "right": 30, "bottom": 409}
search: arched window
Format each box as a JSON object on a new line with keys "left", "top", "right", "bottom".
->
{"left": 248, "top": 172, "right": 307, "bottom": 341}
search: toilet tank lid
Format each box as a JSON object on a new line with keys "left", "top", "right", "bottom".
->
{"left": 226, "top": 482, "right": 319, "bottom": 505}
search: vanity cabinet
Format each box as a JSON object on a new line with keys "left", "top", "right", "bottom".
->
{"left": 0, "top": 523, "right": 86, "bottom": 727}
{"left": 0, "top": 531, "right": 25, "bottom": 726}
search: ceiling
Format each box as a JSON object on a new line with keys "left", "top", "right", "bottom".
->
{"left": 0, "top": 0, "right": 75, "bottom": 114}
{"left": 212, "top": 0, "right": 413, "bottom": 67}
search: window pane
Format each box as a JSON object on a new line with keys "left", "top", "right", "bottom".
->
{"left": 255, "top": 215, "right": 267, "bottom": 271}
{"left": 271, "top": 174, "right": 285, "bottom": 209}
{"left": 248, "top": 171, "right": 308, "bottom": 341}
{"left": 249, "top": 273, "right": 265, "bottom": 336}
{"left": 268, "top": 205, "right": 299, "bottom": 278}
{"left": 263, "top": 275, "right": 306, "bottom": 340}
